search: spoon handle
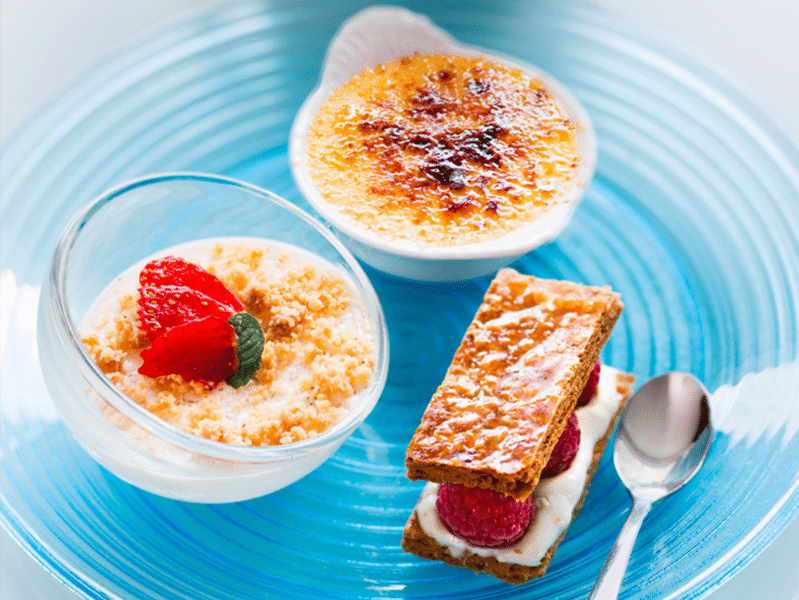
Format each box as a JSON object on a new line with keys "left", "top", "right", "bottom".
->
{"left": 588, "top": 497, "right": 653, "bottom": 600}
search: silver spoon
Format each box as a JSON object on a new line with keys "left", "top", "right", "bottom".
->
{"left": 588, "top": 372, "right": 713, "bottom": 599}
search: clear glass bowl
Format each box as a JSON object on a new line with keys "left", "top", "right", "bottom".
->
{"left": 289, "top": 6, "right": 597, "bottom": 282}
{"left": 36, "top": 173, "right": 389, "bottom": 503}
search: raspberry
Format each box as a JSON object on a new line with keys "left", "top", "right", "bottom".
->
{"left": 436, "top": 482, "right": 534, "bottom": 547}
{"left": 576, "top": 361, "right": 601, "bottom": 407}
{"left": 542, "top": 411, "right": 581, "bottom": 478}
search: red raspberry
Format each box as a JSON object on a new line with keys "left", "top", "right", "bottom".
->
{"left": 576, "top": 361, "right": 601, "bottom": 406}
{"left": 542, "top": 411, "right": 581, "bottom": 478}
{"left": 435, "top": 482, "right": 534, "bottom": 548}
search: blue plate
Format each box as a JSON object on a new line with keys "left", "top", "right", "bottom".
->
{"left": 2, "top": 1, "right": 798, "bottom": 599}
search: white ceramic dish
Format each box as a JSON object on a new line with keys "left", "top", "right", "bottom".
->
{"left": 36, "top": 173, "right": 389, "bottom": 503}
{"left": 289, "top": 5, "right": 597, "bottom": 282}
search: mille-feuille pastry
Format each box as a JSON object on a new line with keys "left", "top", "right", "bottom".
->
{"left": 401, "top": 268, "right": 633, "bottom": 584}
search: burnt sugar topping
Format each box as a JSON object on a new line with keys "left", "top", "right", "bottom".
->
{"left": 405, "top": 269, "right": 624, "bottom": 499}
{"left": 306, "top": 53, "right": 580, "bottom": 247}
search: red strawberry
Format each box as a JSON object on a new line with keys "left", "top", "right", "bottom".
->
{"left": 138, "top": 316, "right": 238, "bottom": 387}
{"left": 436, "top": 482, "right": 534, "bottom": 548}
{"left": 542, "top": 411, "right": 581, "bottom": 478}
{"left": 135, "top": 255, "right": 264, "bottom": 389}
{"left": 139, "top": 256, "right": 243, "bottom": 312}
{"left": 137, "top": 256, "right": 243, "bottom": 341}
{"left": 138, "top": 285, "right": 237, "bottom": 341}
{"left": 576, "top": 361, "right": 601, "bottom": 407}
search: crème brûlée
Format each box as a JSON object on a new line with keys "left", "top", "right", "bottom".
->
{"left": 81, "top": 238, "right": 376, "bottom": 447}
{"left": 306, "top": 53, "right": 581, "bottom": 247}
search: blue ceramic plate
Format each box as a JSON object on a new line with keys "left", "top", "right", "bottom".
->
{"left": 2, "top": 2, "right": 798, "bottom": 599}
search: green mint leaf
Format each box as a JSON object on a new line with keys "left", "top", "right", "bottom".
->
{"left": 226, "top": 312, "right": 265, "bottom": 389}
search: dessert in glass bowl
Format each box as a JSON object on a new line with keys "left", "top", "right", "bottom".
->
{"left": 38, "top": 173, "right": 388, "bottom": 503}
{"left": 82, "top": 238, "right": 377, "bottom": 447}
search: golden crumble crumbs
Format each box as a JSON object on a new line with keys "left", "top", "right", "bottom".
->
{"left": 82, "top": 241, "right": 376, "bottom": 446}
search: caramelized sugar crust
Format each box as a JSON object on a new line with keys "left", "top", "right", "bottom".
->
{"left": 405, "top": 269, "right": 623, "bottom": 499}
{"left": 307, "top": 53, "right": 579, "bottom": 247}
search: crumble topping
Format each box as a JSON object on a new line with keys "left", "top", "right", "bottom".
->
{"left": 82, "top": 240, "right": 376, "bottom": 446}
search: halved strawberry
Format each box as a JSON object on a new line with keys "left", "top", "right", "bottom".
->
{"left": 139, "top": 256, "right": 243, "bottom": 312}
{"left": 135, "top": 255, "right": 264, "bottom": 388}
{"left": 138, "top": 284, "right": 237, "bottom": 341}
{"left": 138, "top": 316, "right": 238, "bottom": 387}
{"left": 137, "top": 256, "right": 243, "bottom": 341}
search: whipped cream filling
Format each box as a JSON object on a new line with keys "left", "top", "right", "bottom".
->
{"left": 415, "top": 365, "right": 623, "bottom": 566}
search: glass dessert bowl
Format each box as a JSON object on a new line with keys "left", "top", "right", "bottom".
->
{"left": 38, "top": 173, "right": 389, "bottom": 503}
{"left": 289, "top": 6, "right": 597, "bottom": 282}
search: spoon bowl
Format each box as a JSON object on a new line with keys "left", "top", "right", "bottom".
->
{"left": 589, "top": 372, "right": 713, "bottom": 599}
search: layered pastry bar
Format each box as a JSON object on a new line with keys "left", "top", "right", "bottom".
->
{"left": 402, "top": 268, "right": 633, "bottom": 584}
